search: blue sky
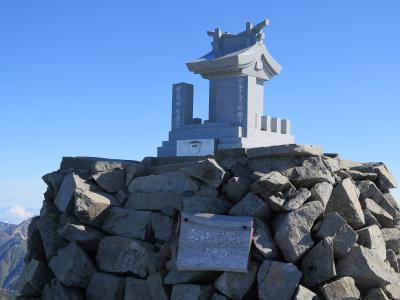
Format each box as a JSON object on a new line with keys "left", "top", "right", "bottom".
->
{"left": 1, "top": 1, "right": 399, "bottom": 222}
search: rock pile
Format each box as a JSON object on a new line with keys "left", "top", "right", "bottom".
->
{"left": 16, "top": 145, "right": 400, "bottom": 299}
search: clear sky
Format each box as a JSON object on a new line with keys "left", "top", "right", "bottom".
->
{"left": 0, "top": 1, "right": 399, "bottom": 223}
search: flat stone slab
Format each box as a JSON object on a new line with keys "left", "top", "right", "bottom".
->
{"left": 176, "top": 213, "right": 253, "bottom": 272}
{"left": 247, "top": 144, "right": 323, "bottom": 159}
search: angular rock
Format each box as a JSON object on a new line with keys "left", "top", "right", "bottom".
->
{"left": 182, "top": 195, "right": 232, "bottom": 214}
{"left": 288, "top": 157, "right": 335, "bottom": 187}
{"left": 252, "top": 218, "right": 278, "bottom": 259}
{"left": 125, "top": 277, "right": 152, "bottom": 300}
{"left": 164, "top": 269, "right": 220, "bottom": 285}
{"left": 74, "top": 188, "right": 117, "bottom": 228}
{"left": 125, "top": 163, "right": 145, "bottom": 187}
{"left": 262, "top": 192, "right": 286, "bottom": 211}
{"left": 301, "top": 237, "right": 336, "bottom": 287}
{"left": 373, "top": 164, "right": 398, "bottom": 190}
{"left": 222, "top": 176, "right": 251, "bottom": 203}
{"left": 86, "top": 272, "right": 124, "bottom": 300}
{"left": 250, "top": 171, "right": 291, "bottom": 193}
{"left": 125, "top": 192, "right": 183, "bottom": 211}
{"left": 42, "top": 279, "right": 85, "bottom": 300}
{"left": 60, "top": 156, "right": 134, "bottom": 174}
{"left": 102, "top": 207, "right": 152, "bottom": 241}
{"left": 54, "top": 173, "right": 88, "bottom": 213}
{"left": 363, "top": 288, "right": 390, "bottom": 300}
{"left": 382, "top": 227, "right": 400, "bottom": 254}
{"left": 171, "top": 284, "right": 214, "bottom": 300}
{"left": 247, "top": 144, "right": 323, "bottom": 159}
{"left": 210, "top": 293, "right": 229, "bottom": 300}
{"left": 257, "top": 260, "right": 302, "bottom": 300}
{"left": 17, "top": 259, "right": 52, "bottom": 297}
{"left": 228, "top": 192, "right": 270, "bottom": 218}
{"left": 347, "top": 169, "right": 378, "bottom": 181}
{"left": 185, "top": 158, "right": 226, "bottom": 188}
{"left": 92, "top": 169, "right": 125, "bottom": 193}
{"left": 316, "top": 212, "right": 358, "bottom": 258}
{"left": 309, "top": 182, "right": 333, "bottom": 209}
{"left": 357, "top": 225, "right": 386, "bottom": 260}
{"left": 274, "top": 201, "right": 324, "bottom": 262}
{"left": 282, "top": 188, "right": 311, "bottom": 211}
{"left": 364, "top": 209, "right": 382, "bottom": 228}
{"left": 49, "top": 242, "right": 96, "bottom": 288}
{"left": 214, "top": 262, "right": 258, "bottom": 300}
{"left": 336, "top": 246, "right": 390, "bottom": 291}
{"left": 363, "top": 198, "right": 394, "bottom": 227}
{"left": 115, "top": 190, "right": 128, "bottom": 205}
{"left": 57, "top": 219, "right": 104, "bottom": 252}
{"left": 147, "top": 272, "right": 170, "bottom": 300}
{"left": 293, "top": 285, "right": 321, "bottom": 300}
{"left": 321, "top": 277, "right": 360, "bottom": 300}
{"left": 128, "top": 171, "right": 199, "bottom": 193}
{"left": 325, "top": 178, "right": 365, "bottom": 228}
{"left": 25, "top": 216, "right": 46, "bottom": 263}
{"left": 384, "top": 265, "right": 400, "bottom": 300}
{"left": 96, "top": 236, "right": 158, "bottom": 278}
{"left": 36, "top": 214, "right": 67, "bottom": 260}
{"left": 151, "top": 213, "right": 175, "bottom": 242}
{"left": 386, "top": 249, "right": 399, "bottom": 272}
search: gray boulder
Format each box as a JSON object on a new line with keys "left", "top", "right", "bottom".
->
{"left": 164, "top": 269, "right": 220, "bottom": 285}
{"left": 210, "top": 293, "right": 229, "bottom": 300}
{"left": 151, "top": 213, "right": 175, "bottom": 242}
{"left": 124, "top": 277, "right": 152, "bottom": 300}
{"left": 384, "top": 264, "right": 400, "bottom": 300}
{"left": 228, "top": 192, "right": 271, "bottom": 218}
{"left": 171, "top": 284, "right": 215, "bottom": 300}
{"left": 282, "top": 188, "right": 311, "bottom": 211}
{"left": 363, "top": 288, "right": 390, "bottom": 300}
{"left": 86, "top": 272, "right": 125, "bottom": 300}
{"left": 293, "top": 285, "right": 321, "bottom": 300}
{"left": 222, "top": 176, "right": 251, "bottom": 203}
{"left": 363, "top": 198, "right": 394, "bottom": 227}
{"left": 274, "top": 201, "right": 324, "bottom": 262}
{"left": 382, "top": 227, "right": 400, "bottom": 254}
{"left": 182, "top": 195, "right": 232, "bottom": 214}
{"left": 336, "top": 246, "right": 390, "bottom": 291}
{"left": 364, "top": 209, "right": 382, "bottom": 228}
{"left": 54, "top": 173, "right": 88, "bottom": 213}
{"left": 325, "top": 178, "right": 365, "bottom": 229}
{"left": 125, "top": 192, "right": 183, "bottom": 211}
{"left": 49, "top": 243, "right": 96, "bottom": 288}
{"left": 288, "top": 157, "right": 335, "bottom": 187}
{"left": 309, "top": 182, "right": 333, "bottom": 209}
{"left": 36, "top": 214, "right": 67, "bottom": 260}
{"left": 214, "top": 262, "right": 258, "bottom": 300}
{"left": 125, "top": 163, "right": 145, "bottom": 187}
{"left": 252, "top": 218, "right": 278, "bottom": 259}
{"left": 347, "top": 169, "right": 378, "bottom": 181}
{"left": 250, "top": 171, "right": 291, "bottom": 193}
{"left": 17, "top": 259, "right": 52, "bottom": 297}
{"left": 247, "top": 144, "right": 323, "bottom": 158}
{"left": 102, "top": 207, "right": 152, "bottom": 241}
{"left": 185, "top": 158, "right": 226, "bottom": 188}
{"left": 321, "top": 277, "right": 360, "bottom": 300}
{"left": 257, "top": 260, "right": 302, "bottom": 300}
{"left": 147, "top": 272, "right": 170, "bottom": 300}
{"left": 92, "top": 169, "right": 125, "bottom": 193}
{"left": 301, "top": 237, "right": 336, "bottom": 287}
{"left": 386, "top": 249, "right": 399, "bottom": 273}
{"left": 42, "top": 279, "right": 85, "bottom": 300}
{"left": 357, "top": 225, "right": 386, "bottom": 260}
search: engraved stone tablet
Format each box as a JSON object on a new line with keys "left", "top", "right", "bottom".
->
{"left": 176, "top": 213, "right": 253, "bottom": 272}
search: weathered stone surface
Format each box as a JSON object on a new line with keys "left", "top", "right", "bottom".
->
{"left": 228, "top": 192, "right": 270, "bottom": 218}
{"left": 321, "top": 277, "right": 360, "bottom": 300}
{"left": 282, "top": 188, "right": 311, "bottom": 211}
{"left": 96, "top": 236, "right": 158, "bottom": 278}
{"left": 364, "top": 209, "right": 382, "bottom": 228}
{"left": 353, "top": 163, "right": 397, "bottom": 190}
{"left": 382, "top": 227, "right": 400, "bottom": 254}
{"left": 250, "top": 171, "right": 291, "bottom": 193}
{"left": 316, "top": 212, "right": 358, "bottom": 258}
{"left": 357, "top": 225, "right": 386, "bottom": 260}
{"left": 74, "top": 188, "right": 117, "bottom": 228}
{"left": 249, "top": 157, "right": 300, "bottom": 175}
{"left": 125, "top": 192, "right": 183, "bottom": 211}
{"left": 36, "top": 214, "right": 67, "bottom": 260}
{"left": 262, "top": 192, "right": 286, "bottom": 211}
{"left": 115, "top": 189, "right": 128, "bottom": 204}
{"left": 125, "top": 163, "right": 145, "bottom": 187}
{"left": 386, "top": 249, "right": 399, "bottom": 272}
{"left": 383, "top": 192, "right": 400, "bottom": 214}
{"left": 210, "top": 293, "right": 229, "bottom": 300}
{"left": 25, "top": 216, "right": 46, "bottom": 263}
{"left": 92, "top": 169, "right": 125, "bottom": 193}
{"left": 102, "top": 207, "right": 152, "bottom": 240}
{"left": 222, "top": 176, "right": 251, "bottom": 203}
{"left": 147, "top": 272, "right": 170, "bottom": 300}
{"left": 17, "top": 259, "right": 52, "bottom": 297}
{"left": 274, "top": 201, "right": 324, "bottom": 262}
{"left": 57, "top": 219, "right": 104, "bottom": 252}
{"left": 347, "top": 169, "right": 378, "bottom": 181}
{"left": 325, "top": 178, "right": 365, "bottom": 228}
{"left": 247, "top": 144, "right": 323, "bottom": 159}
{"left": 363, "top": 198, "right": 394, "bottom": 227}
{"left": 182, "top": 195, "right": 232, "bottom": 214}
{"left": 309, "top": 182, "right": 333, "bottom": 209}
{"left": 336, "top": 246, "right": 390, "bottom": 291}
{"left": 42, "top": 279, "right": 85, "bottom": 300}
{"left": 171, "top": 284, "right": 214, "bottom": 300}
{"left": 128, "top": 171, "right": 198, "bottom": 193}
{"left": 257, "top": 260, "right": 302, "bottom": 300}
{"left": 301, "top": 237, "right": 336, "bottom": 287}
{"left": 214, "top": 262, "right": 258, "bottom": 300}
{"left": 124, "top": 277, "right": 152, "bottom": 300}
{"left": 61, "top": 156, "right": 135, "bottom": 174}
{"left": 151, "top": 213, "right": 175, "bottom": 242}
{"left": 293, "top": 285, "right": 321, "bottom": 300}
{"left": 252, "top": 218, "right": 278, "bottom": 259}
{"left": 384, "top": 266, "right": 400, "bottom": 300}
{"left": 176, "top": 213, "right": 253, "bottom": 272}
{"left": 49, "top": 243, "right": 96, "bottom": 288}
{"left": 185, "top": 158, "right": 226, "bottom": 188}
{"left": 164, "top": 269, "right": 220, "bottom": 285}
{"left": 54, "top": 173, "right": 88, "bottom": 213}
{"left": 288, "top": 157, "right": 335, "bottom": 187}
{"left": 86, "top": 272, "right": 125, "bottom": 300}
{"left": 363, "top": 288, "right": 390, "bottom": 300}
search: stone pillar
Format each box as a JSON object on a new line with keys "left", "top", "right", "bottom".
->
{"left": 171, "top": 83, "right": 193, "bottom": 130}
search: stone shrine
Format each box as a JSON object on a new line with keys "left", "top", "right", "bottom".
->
{"left": 158, "top": 19, "right": 295, "bottom": 157}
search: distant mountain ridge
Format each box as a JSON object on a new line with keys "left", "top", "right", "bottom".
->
{"left": 0, "top": 219, "right": 29, "bottom": 297}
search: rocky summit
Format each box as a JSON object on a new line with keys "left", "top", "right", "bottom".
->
{"left": 16, "top": 144, "right": 400, "bottom": 300}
